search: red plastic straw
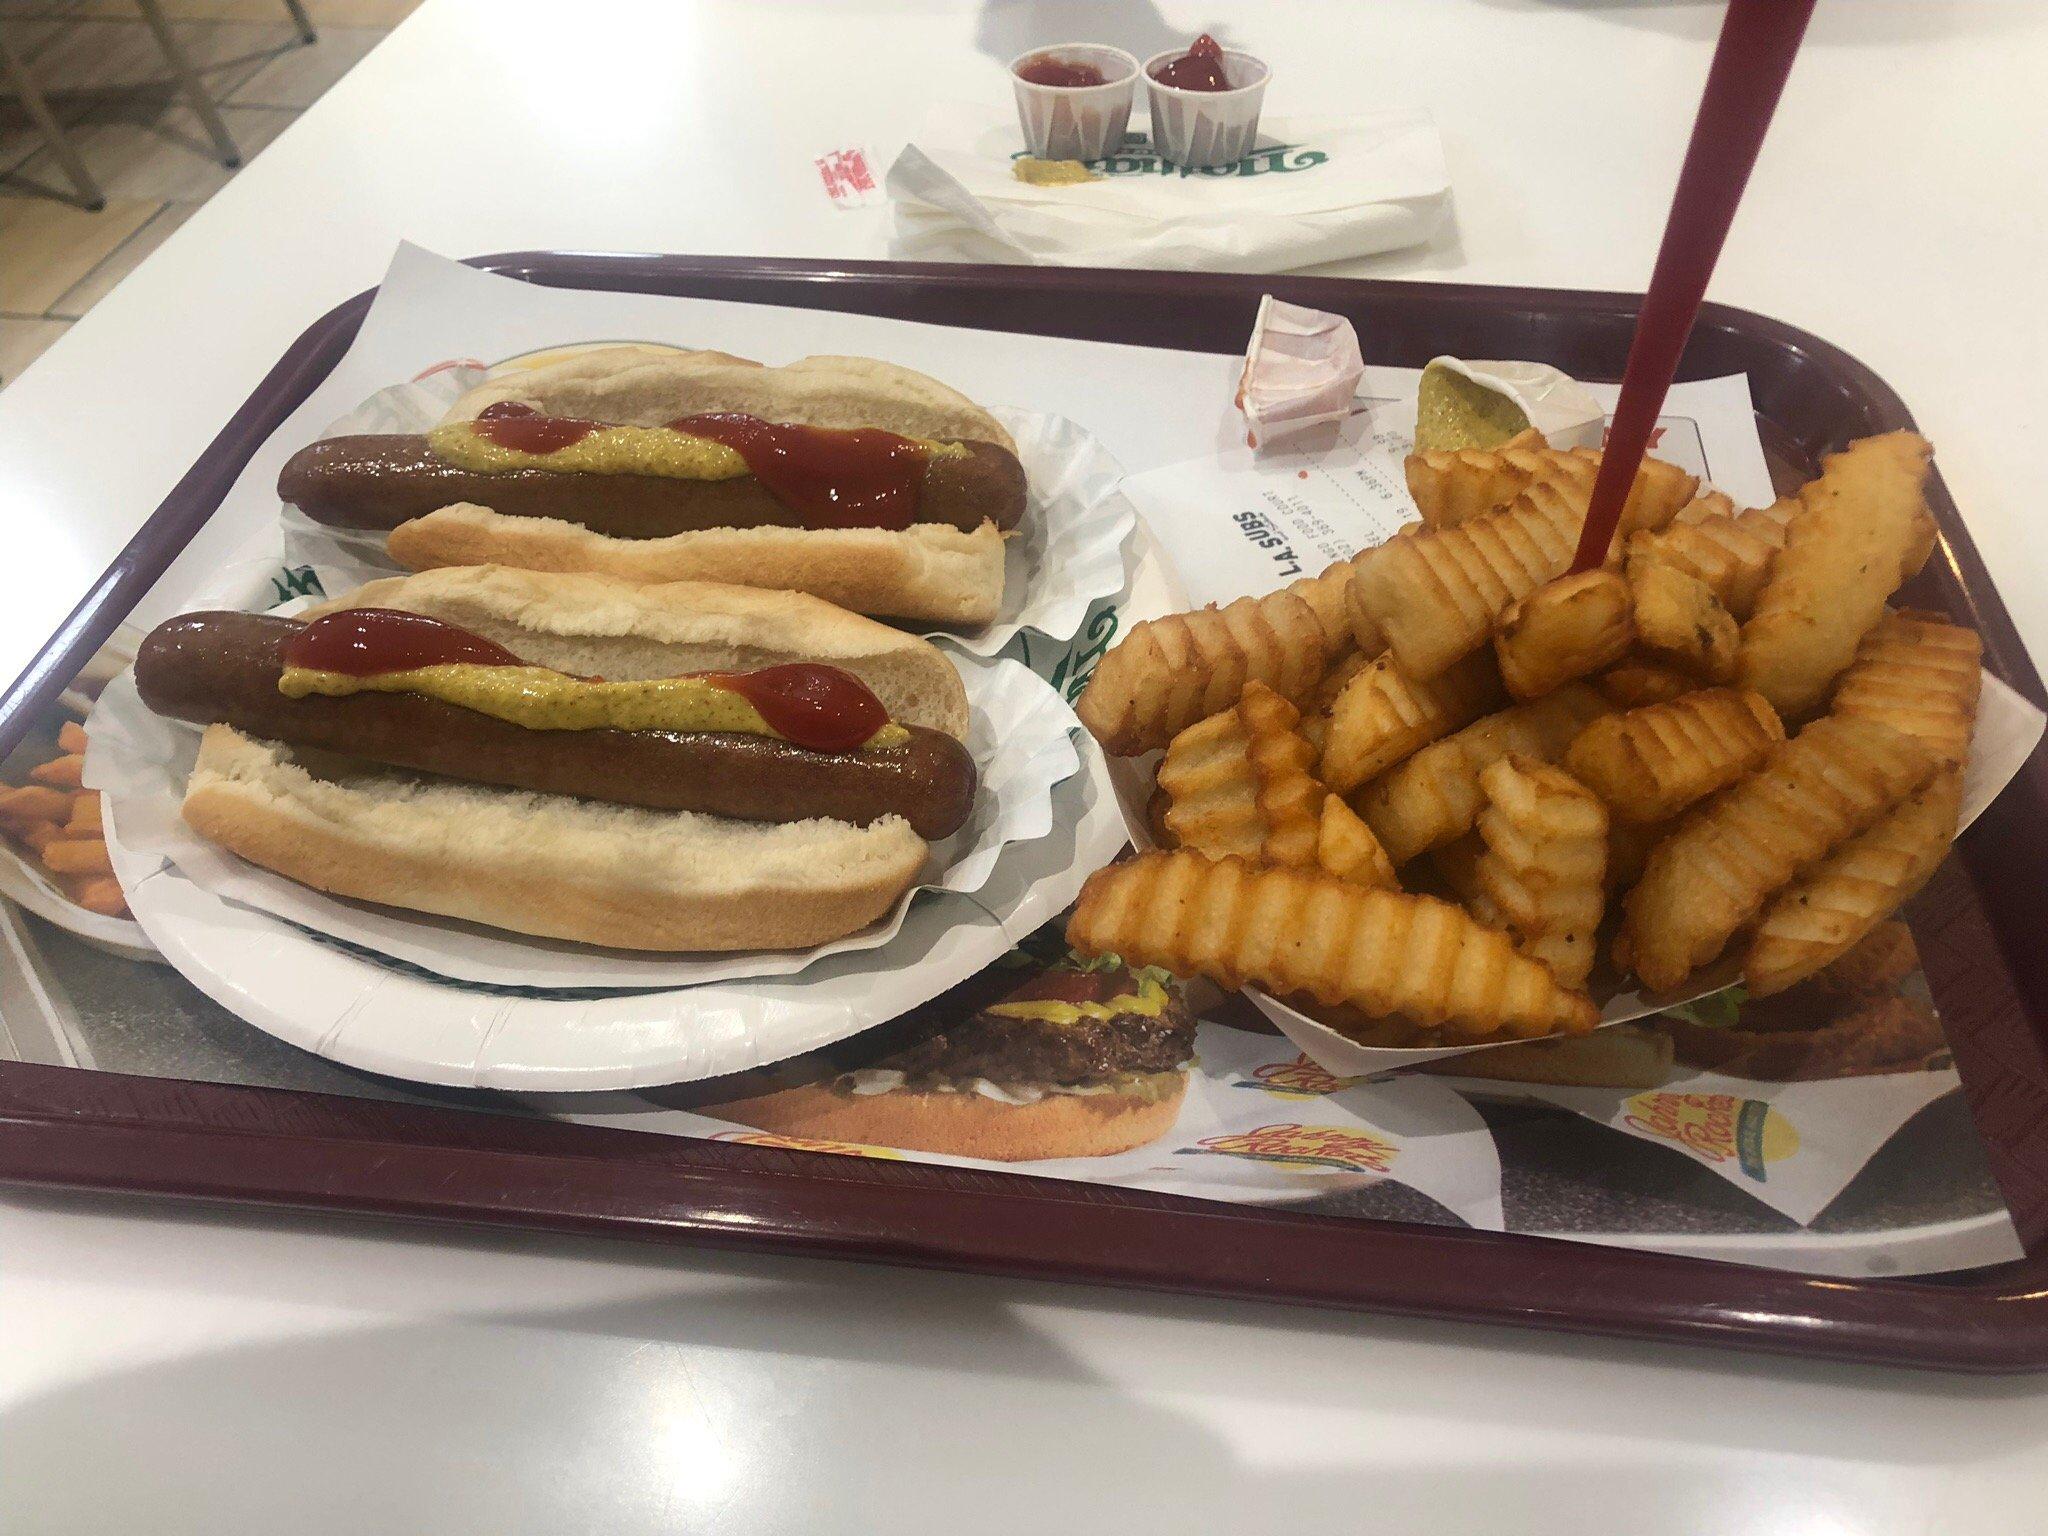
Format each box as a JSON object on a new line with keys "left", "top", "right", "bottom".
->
{"left": 1569, "top": 0, "right": 1819, "bottom": 574}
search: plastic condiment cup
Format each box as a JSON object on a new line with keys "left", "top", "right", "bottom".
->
{"left": 1008, "top": 44, "right": 1140, "bottom": 163}
{"left": 1142, "top": 46, "right": 1271, "bottom": 169}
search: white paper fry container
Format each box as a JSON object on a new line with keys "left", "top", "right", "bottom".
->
{"left": 279, "top": 375, "right": 1136, "bottom": 658}
{"left": 1008, "top": 45, "right": 1139, "bottom": 162}
{"left": 1106, "top": 521, "right": 2048, "bottom": 1078}
{"left": 98, "top": 722, "right": 1128, "bottom": 1092}
{"left": 1142, "top": 48, "right": 1270, "bottom": 170}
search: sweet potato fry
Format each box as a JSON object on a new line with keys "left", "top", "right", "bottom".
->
{"left": 1743, "top": 767, "right": 1962, "bottom": 997}
{"left": 1737, "top": 431, "right": 1937, "bottom": 718}
{"left": 1619, "top": 716, "right": 1938, "bottom": 991}
{"left": 29, "top": 753, "right": 84, "bottom": 790}
{"left": 1564, "top": 688, "right": 1785, "bottom": 824}
{"left": 1161, "top": 682, "right": 1393, "bottom": 886}
{"left": 1066, "top": 849, "right": 1598, "bottom": 1039}
{"left": 1627, "top": 562, "right": 1739, "bottom": 682}
{"left": 1493, "top": 570, "right": 1635, "bottom": 699}
{"left": 19, "top": 822, "right": 61, "bottom": 854}
{"left": 64, "top": 791, "right": 101, "bottom": 835}
{"left": 64, "top": 875, "right": 129, "bottom": 917}
{"left": 1319, "top": 648, "right": 1501, "bottom": 794}
{"left": 1466, "top": 755, "right": 1609, "bottom": 987}
{"left": 1355, "top": 684, "right": 1609, "bottom": 865}
{"left": 1076, "top": 588, "right": 1328, "bottom": 755}
{"left": 39, "top": 836, "right": 111, "bottom": 876}
{"left": 0, "top": 785, "right": 71, "bottom": 824}
{"left": 57, "top": 721, "right": 88, "bottom": 754}
{"left": 1828, "top": 609, "right": 1982, "bottom": 768}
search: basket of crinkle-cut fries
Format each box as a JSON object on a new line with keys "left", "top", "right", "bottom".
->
{"left": 1067, "top": 428, "right": 1982, "bottom": 1052}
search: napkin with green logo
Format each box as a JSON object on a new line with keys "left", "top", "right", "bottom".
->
{"left": 886, "top": 103, "right": 1449, "bottom": 272}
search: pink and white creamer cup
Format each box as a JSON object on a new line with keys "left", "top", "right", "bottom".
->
{"left": 1142, "top": 46, "right": 1270, "bottom": 169}
{"left": 1008, "top": 45, "right": 1140, "bottom": 163}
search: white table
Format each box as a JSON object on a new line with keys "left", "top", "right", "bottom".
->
{"left": 4, "top": 2, "right": 2047, "bottom": 1528}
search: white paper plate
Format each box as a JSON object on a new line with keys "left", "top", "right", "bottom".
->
{"left": 105, "top": 700, "right": 1126, "bottom": 1091}
{"left": 278, "top": 372, "right": 1136, "bottom": 656}
{"left": 91, "top": 635, "right": 1081, "bottom": 991}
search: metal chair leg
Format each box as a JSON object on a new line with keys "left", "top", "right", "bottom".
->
{"left": 0, "top": 20, "right": 106, "bottom": 210}
{"left": 281, "top": 0, "right": 317, "bottom": 45}
{"left": 130, "top": 0, "right": 241, "bottom": 168}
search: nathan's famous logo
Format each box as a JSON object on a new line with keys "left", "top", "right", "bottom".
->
{"left": 1622, "top": 1092, "right": 1799, "bottom": 1181}
{"left": 1183, "top": 1122, "right": 1397, "bottom": 1174}
{"left": 1012, "top": 133, "right": 1327, "bottom": 180}
{"left": 713, "top": 1130, "right": 901, "bottom": 1160}
{"left": 1236, "top": 1054, "right": 1365, "bottom": 1099}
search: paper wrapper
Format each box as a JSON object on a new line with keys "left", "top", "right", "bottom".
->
{"left": 1113, "top": 370, "right": 2046, "bottom": 1078}
{"left": 1237, "top": 295, "right": 1365, "bottom": 453}
{"left": 522, "top": 1019, "right": 1507, "bottom": 1231}
{"left": 86, "top": 550, "right": 1091, "bottom": 991}
{"left": 280, "top": 371, "right": 1136, "bottom": 659}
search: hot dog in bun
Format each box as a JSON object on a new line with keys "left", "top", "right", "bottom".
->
{"left": 133, "top": 566, "right": 978, "bottom": 951}
{"left": 279, "top": 348, "right": 1025, "bottom": 627}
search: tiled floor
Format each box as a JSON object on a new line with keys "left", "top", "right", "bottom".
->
{"left": 0, "top": 0, "right": 420, "bottom": 384}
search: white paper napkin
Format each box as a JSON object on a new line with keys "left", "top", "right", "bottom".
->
{"left": 886, "top": 104, "right": 1450, "bottom": 273}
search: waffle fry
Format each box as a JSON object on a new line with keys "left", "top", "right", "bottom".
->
{"left": 1318, "top": 648, "right": 1501, "bottom": 794}
{"left": 1626, "top": 502, "right": 1786, "bottom": 618}
{"left": 1627, "top": 562, "right": 1739, "bottom": 681}
{"left": 1066, "top": 849, "right": 1598, "bottom": 1039}
{"left": 1564, "top": 687, "right": 1785, "bottom": 823}
{"left": 1743, "top": 767, "right": 1962, "bottom": 997}
{"left": 1738, "top": 431, "right": 1937, "bottom": 717}
{"left": 1594, "top": 662, "right": 1698, "bottom": 708}
{"left": 1355, "top": 684, "right": 1609, "bottom": 865}
{"left": 1619, "top": 716, "right": 1939, "bottom": 990}
{"left": 1354, "top": 454, "right": 1698, "bottom": 680}
{"left": 1076, "top": 588, "right": 1329, "bottom": 755}
{"left": 1493, "top": 570, "right": 1635, "bottom": 699}
{"left": 1160, "top": 682, "right": 1394, "bottom": 886}
{"left": 1404, "top": 445, "right": 1563, "bottom": 529}
{"left": 1672, "top": 489, "right": 1736, "bottom": 526}
{"left": 1829, "top": 609, "right": 1982, "bottom": 768}
{"left": 1467, "top": 755, "right": 1608, "bottom": 987}
{"left": 1316, "top": 796, "right": 1399, "bottom": 890}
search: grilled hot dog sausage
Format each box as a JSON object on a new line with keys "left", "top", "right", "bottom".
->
{"left": 136, "top": 612, "right": 977, "bottom": 840}
{"left": 277, "top": 435, "right": 1027, "bottom": 538}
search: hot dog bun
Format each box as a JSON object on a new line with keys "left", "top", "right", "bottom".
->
{"left": 445, "top": 347, "right": 1018, "bottom": 455}
{"left": 302, "top": 565, "right": 970, "bottom": 739}
{"left": 385, "top": 507, "right": 1006, "bottom": 629}
{"left": 404, "top": 349, "right": 1018, "bottom": 627}
{"left": 183, "top": 725, "right": 930, "bottom": 951}
{"left": 177, "top": 567, "right": 974, "bottom": 951}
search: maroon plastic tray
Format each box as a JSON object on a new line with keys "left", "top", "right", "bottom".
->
{"left": 3, "top": 255, "right": 2046, "bottom": 1373}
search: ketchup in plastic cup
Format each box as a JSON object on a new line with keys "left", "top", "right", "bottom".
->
{"left": 1142, "top": 37, "right": 1270, "bottom": 170}
{"left": 1008, "top": 44, "right": 1139, "bottom": 163}
{"left": 1150, "top": 33, "right": 1232, "bottom": 91}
